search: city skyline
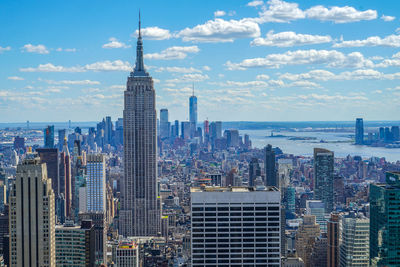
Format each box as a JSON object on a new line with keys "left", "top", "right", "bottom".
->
{"left": 1, "top": 0, "right": 400, "bottom": 122}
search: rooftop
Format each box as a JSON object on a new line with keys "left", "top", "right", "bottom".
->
{"left": 191, "top": 186, "right": 279, "bottom": 193}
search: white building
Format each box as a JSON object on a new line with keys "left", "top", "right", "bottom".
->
{"left": 306, "top": 200, "right": 327, "bottom": 232}
{"left": 86, "top": 154, "right": 105, "bottom": 212}
{"left": 116, "top": 239, "right": 139, "bottom": 267}
{"left": 339, "top": 213, "right": 370, "bottom": 267}
{"left": 191, "top": 186, "right": 281, "bottom": 266}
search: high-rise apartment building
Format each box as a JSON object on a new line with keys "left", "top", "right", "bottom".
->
{"left": 339, "top": 213, "right": 369, "bottom": 267}
{"left": 313, "top": 148, "right": 334, "bottom": 212}
{"left": 115, "top": 239, "right": 140, "bottom": 267}
{"left": 119, "top": 15, "right": 160, "bottom": 237}
{"left": 9, "top": 154, "right": 56, "bottom": 266}
{"left": 265, "top": 144, "right": 277, "bottom": 187}
{"left": 370, "top": 171, "right": 400, "bottom": 266}
{"left": 44, "top": 125, "right": 55, "bottom": 148}
{"left": 191, "top": 186, "right": 281, "bottom": 267}
{"left": 55, "top": 220, "right": 95, "bottom": 267}
{"left": 86, "top": 154, "right": 106, "bottom": 212}
{"left": 355, "top": 118, "right": 364, "bottom": 145}
{"left": 327, "top": 213, "right": 340, "bottom": 267}
{"left": 296, "top": 215, "right": 320, "bottom": 267}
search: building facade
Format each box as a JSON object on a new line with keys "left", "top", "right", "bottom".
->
{"left": 265, "top": 144, "right": 277, "bottom": 187}
{"left": 355, "top": 118, "right": 364, "bottom": 145}
{"left": 313, "top": 148, "right": 334, "bottom": 212}
{"left": 9, "top": 154, "right": 56, "bottom": 266}
{"left": 370, "top": 172, "right": 400, "bottom": 266}
{"left": 191, "top": 186, "right": 281, "bottom": 266}
{"left": 327, "top": 213, "right": 340, "bottom": 267}
{"left": 86, "top": 154, "right": 106, "bottom": 212}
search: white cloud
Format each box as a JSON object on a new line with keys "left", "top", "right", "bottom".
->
{"left": 22, "top": 44, "right": 49, "bottom": 54}
{"left": 247, "top": 0, "right": 263, "bottom": 7}
{"left": 84, "top": 60, "right": 132, "bottom": 71}
{"left": 102, "top": 37, "right": 131, "bottom": 49}
{"left": 144, "top": 46, "right": 199, "bottom": 60}
{"left": 166, "top": 74, "right": 209, "bottom": 83}
{"left": 376, "top": 52, "right": 400, "bottom": 68}
{"left": 156, "top": 66, "right": 202, "bottom": 73}
{"left": 214, "top": 10, "right": 226, "bottom": 17}
{"left": 56, "top": 48, "right": 77, "bottom": 52}
{"left": 334, "top": 34, "right": 400, "bottom": 47}
{"left": 20, "top": 60, "right": 132, "bottom": 72}
{"left": 251, "top": 30, "right": 332, "bottom": 47}
{"left": 178, "top": 18, "right": 260, "bottom": 43}
{"left": 42, "top": 79, "right": 100, "bottom": 85}
{"left": 0, "top": 46, "right": 11, "bottom": 53}
{"left": 135, "top": 27, "right": 172, "bottom": 40}
{"left": 20, "top": 63, "right": 84, "bottom": 72}
{"left": 8, "top": 76, "right": 24, "bottom": 81}
{"left": 305, "top": 5, "right": 377, "bottom": 23}
{"left": 203, "top": 66, "right": 211, "bottom": 71}
{"left": 279, "top": 69, "right": 400, "bottom": 81}
{"left": 381, "top": 15, "right": 396, "bottom": 22}
{"left": 252, "top": 0, "right": 377, "bottom": 24}
{"left": 226, "top": 49, "right": 373, "bottom": 70}
{"left": 256, "top": 74, "right": 270, "bottom": 80}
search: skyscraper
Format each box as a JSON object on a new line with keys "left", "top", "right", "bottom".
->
{"left": 189, "top": 86, "right": 197, "bottom": 137}
{"left": 104, "top": 116, "right": 113, "bottom": 145}
{"left": 9, "top": 154, "right": 56, "bottom": 266}
{"left": 296, "top": 215, "right": 320, "bottom": 267}
{"left": 160, "top": 108, "right": 170, "bottom": 139}
{"left": 248, "top": 157, "right": 261, "bottom": 187}
{"left": 370, "top": 172, "right": 400, "bottom": 266}
{"left": 36, "top": 148, "right": 59, "bottom": 197}
{"left": 119, "top": 14, "right": 160, "bottom": 237}
{"left": 339, "top": 213, "right": 369, "bottom": 267}
{"left": 355, "top": 118, "right": 364, "bottom": 145}
{"left": 265, "top": 144, "right": 277, "bottom": 187}
{"left": 44, "top": 125, "right": 55, "bottom": 148}
{"left": 313, "top": 148, "right": 334, "bottom": 212}
{"left": 191, "top": 186, "right": 281, "bottom": 266}
{"left": 60, "top": 138, "right": 72, "bottom": 219}
{"left": 86, "top": 154, "right": 106, "bottom": 212}
{"left": 327, "top": 213, "right": 340, "bottom": 267}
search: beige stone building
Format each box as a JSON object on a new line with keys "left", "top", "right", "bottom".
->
{"left": 295, "top": 215, "right": 320, "bottom": 267}
{"left": 9, "top": 154, "right": 56, "bottom": 266}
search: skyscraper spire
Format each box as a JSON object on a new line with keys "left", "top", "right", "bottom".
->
{"left": 133, "top": 10, "right": 148, "bottom": 76}
{"left": 192, "top": 83, "right": 194, "bottom": 96}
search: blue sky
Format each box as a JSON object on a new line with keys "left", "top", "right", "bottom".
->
{"left": 1, "top": 0, "right": 400, "bottom": 122}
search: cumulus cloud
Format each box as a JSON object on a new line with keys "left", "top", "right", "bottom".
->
{"left": 177, "top": 18, "right": 260, "bottom": 43}
{"left": 203, "top": 66, "right": 211, "bottom": 71}
{"left": 135, "top": 27, "right": 172, "bottom": 40}
{"left": 41, "top": 79, "right": 100, "bottom": 85}
{"left": 247, "top": 0, "right": 264, "bottom": 7}
{"left": 56, "top": 48, "right": 77, "bottom": 52}
{"left": 279, "top": 69, "right": 400, "bottom": 81}
{"left": 256, "top": 74, "right": 270, "bottom": 80}
{"left": 156, "top": 66, "right": 202, "bottom": 73}
{"left": 226, "top": 49, "right": 373, "bottom": 70}
{"left": 334, "top": 33, "right": 400, "bottom": 47}
{"left": 375, "top": 52, "right": 400, "bottom": 68}
{"left": 20, "top": 60, "right": 132, "bottom": 72}
{"left": 102, "top": 37, "right": 131, "bottom": 49}
{"left": 251, "top": 30, "right": 332, "bottom": 47}
{"left": 144, "top": 46, "right": 199, "bottom": 60}
{"left": 214, "top": 10, "right": 226, "bottom": 17}
{"left": 381, "top": 15, "right": 396, "bottom": 22}
{"left": 305, "top": 5, "right": 377, "bottom": 23}
{"left": 166, "top": 74, "right": 209, "bottom": 83}
{"left": 8, "top": 76, "right": 24, "bottom": 81}
{"left": 22, "top": 44, "right": 49, "bottom": 54}
{"left": 251, "top": 0, "right": 377, "bottom": 24}
{"left": 0, "top": 46, "right": 11, "bottom": 53}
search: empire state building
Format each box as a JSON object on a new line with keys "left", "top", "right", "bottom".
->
{"left": 120, "top": 14, "right": 160, "bottom": 236}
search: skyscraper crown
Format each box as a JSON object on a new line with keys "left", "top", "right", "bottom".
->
{"left": 132, "top": 11, "right": 149, "bottom": 77}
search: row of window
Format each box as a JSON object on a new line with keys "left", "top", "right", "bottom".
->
{"left": 192, "top": 206, "right": 279, "bottom": 211}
